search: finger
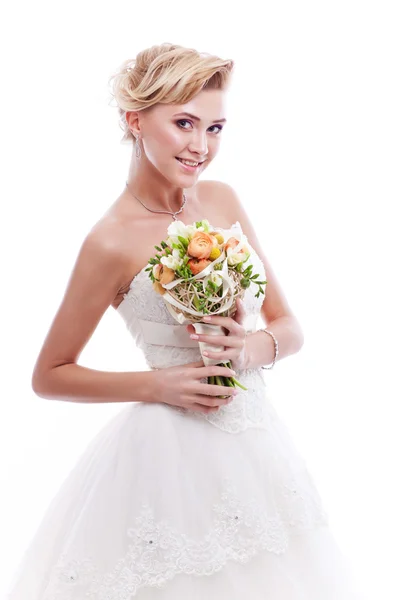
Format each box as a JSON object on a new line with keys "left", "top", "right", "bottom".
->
{"left": 199, "top": 315, "right": 239, "bottom": 333}
{"left": 202, "top": 317, "right": 244, "bottom": 337}
{"left": 183, "top": 360, "right": 207, "bottom": 368}
{"left": 192, "top": 334, "right": 242, "bottom": 347}
{"left": 188, "top": 394, "right": 232, "bottom": 408}
{"left": 196, "top": 383, "right": 237, "bottom": 397}
{"left": 233, "top": 297, "right": 246, "bottom": 325}
{"left": 195, "top": 365, "right": 236, "bottom": 379}
{"left": 201, "top": 349, "right": 236, "bottom": 360}
{"left": 190, "top": 404, "right": 221, "bottom": 414}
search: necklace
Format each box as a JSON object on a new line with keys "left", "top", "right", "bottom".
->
{"left": 125, "top": 182, "right": 187, "bottom": 222}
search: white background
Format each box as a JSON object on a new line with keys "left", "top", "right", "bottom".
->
{"left": 1, "top": 1, "right": 399, "bottom": 598}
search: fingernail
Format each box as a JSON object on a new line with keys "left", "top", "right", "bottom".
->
{"left": 202, "top": 316, "right": 211, "bottom": 321}
{"left": 190, "top": 334, "right": 199, "bottom": 340}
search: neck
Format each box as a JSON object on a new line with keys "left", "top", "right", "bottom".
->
{"left": 126, "top": 150, "right": 188, "bottom": 214}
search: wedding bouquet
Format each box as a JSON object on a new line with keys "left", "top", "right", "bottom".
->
{"left": 145, "top": 219, "right": 267, "bottom": 395}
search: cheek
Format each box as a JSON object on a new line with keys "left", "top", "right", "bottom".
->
{"left": 146, "top": 128, "right": 182, "bottom": 163}
{"left": 159, "top": 127, "right": 182, "bottom": 152}
{"left": 209, "top": 137, "right": 221, "bottom": 155}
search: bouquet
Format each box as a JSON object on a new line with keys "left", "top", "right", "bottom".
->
{"left": 145, "top": 219, "right": 267, "bottom": 395}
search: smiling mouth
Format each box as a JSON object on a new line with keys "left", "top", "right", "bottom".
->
{"left": 176, "top": 157, "right": 205, "bottom": 167}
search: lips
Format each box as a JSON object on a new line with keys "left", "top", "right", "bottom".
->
{"left": 176, "top": 157, "right": 204, "bottom": 166}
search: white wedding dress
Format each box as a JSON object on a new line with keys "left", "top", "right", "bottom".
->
{"left": 6, "top": 223, "right": 364, "bottom": 599}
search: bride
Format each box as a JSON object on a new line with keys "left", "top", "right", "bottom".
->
{"left": 6, "top": 43, "right": 364, "bottom": 599}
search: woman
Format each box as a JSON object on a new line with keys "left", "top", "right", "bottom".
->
{"left": 7, "top": 43, "right": 363, "bottom": 599}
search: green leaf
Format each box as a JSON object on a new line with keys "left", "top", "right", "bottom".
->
{"left": 154, "top": 245, "right": 162, "bottom": 251}
{"left": 178, "top": 235, "right": 188, "bottom": 248}
{"left": 193, "top": 296, "right": 202, "bottom": 310}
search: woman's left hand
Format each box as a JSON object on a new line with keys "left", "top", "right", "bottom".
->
{"left": 186, "top": 298, "right": 249, "bottom": 371}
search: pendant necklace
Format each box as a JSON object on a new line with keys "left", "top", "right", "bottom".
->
{"left": 125, "top": 182, "right": 187, "bottom": 222}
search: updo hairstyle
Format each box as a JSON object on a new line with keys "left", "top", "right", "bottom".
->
{"left": 108, "top": 43, "right": 234, "bottom": 144}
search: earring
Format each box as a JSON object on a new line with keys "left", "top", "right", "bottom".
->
{"left": 135, "top": 136, "right": 142, "bottom": 159}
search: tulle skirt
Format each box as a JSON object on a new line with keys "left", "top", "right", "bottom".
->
{"left": 6, "top": 398, "right": 364, "bottom": 599}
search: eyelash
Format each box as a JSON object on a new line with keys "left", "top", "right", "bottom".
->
{"left": 176, "top": 119, "right": 223, "bottom": 134}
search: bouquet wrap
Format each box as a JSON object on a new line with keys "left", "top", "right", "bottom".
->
{"left": 192, "top": 323, "right": 226, "bottom": 367}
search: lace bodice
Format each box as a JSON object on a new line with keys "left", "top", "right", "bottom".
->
{"left": 117, "top": 221, "right": 272, "bottom": 433}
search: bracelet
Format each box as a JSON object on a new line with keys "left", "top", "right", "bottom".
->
{"left": 258, "top": 328, "right": 279, "bottom": 370}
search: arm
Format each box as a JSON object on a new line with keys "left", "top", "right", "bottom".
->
{"left": 206, "top": 180, "right": 305, "bottom": 369}
{"left": 32, "top": 364, "right": 155, "bottom": 404}
{"left": 31, "top": 223, "right": 154, "bottom": 404}
{"left": 243, "top": 316, "right": 304, "bottom": 370}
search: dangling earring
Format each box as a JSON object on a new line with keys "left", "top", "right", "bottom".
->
{"left": 135, "top": 136, "right": 142, "bottom": 159}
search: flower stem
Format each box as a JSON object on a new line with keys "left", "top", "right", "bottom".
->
{"left": 231, "top": 378, "right": 247, "bottom": 390}
{"left": 220, "top": 361, "right": 247, "bottom": 390}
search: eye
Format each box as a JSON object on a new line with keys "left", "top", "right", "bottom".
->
{"left": 209, "top": 125, "right": 223, "bottom": 134}
{"left": 176, "top": 119, "right": 192, "bottom": 129}
{"left": 176, "top": 120, "right": 223, "bottom": 134}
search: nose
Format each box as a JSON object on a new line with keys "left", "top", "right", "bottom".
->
{"left": 188, "top": 130, "right": 208, "bottom": 157}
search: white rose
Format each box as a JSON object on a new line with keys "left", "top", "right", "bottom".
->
{"left": 161, "top": 254, "right": 183, "bottom": 270}
{"left": 166, "top": 221, "right": 191, "bottom": 246}
{"left": 201, "top": 219, "right": 210, "bottom": 232}
{"left": 167, "top": 220, "right": 188, "bottom": 238}
{"left": 209, "top": 272, "right": 222, "bottom": 287}
{"left": 186, "top": 225, "right": 197, "bottom": 238}
{"left": 227, "top": 251, "right": 244, "bottom": 266}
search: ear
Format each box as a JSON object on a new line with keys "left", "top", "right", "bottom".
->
{"left": 125, "top": 110, "right": 141, "bottom": 138}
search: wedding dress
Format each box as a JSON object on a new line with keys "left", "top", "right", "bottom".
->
{"left": 6, "top": 222, "right": 364, "bottom": 599}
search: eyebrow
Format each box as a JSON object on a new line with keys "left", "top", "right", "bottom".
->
{"left": 173, "top": 112, "right": 227, "bottom": 124}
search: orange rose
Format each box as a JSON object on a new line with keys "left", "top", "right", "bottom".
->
{"left": 152, "top": 263, "right": 175, "bottom": 285}
{"left": 187, "top": 231, "right": 214, "bottom": 259}
{"left": 224, "top": 237, "right": 240, "bottom": 252}
{"left": 224, "top": 237, "right": 249, "bottom": 254}
{"left": 152, "top": 281, "right": 166, "bottom": 295}
{"left": 188, "top": 258, "right": 212, "bottom": 275}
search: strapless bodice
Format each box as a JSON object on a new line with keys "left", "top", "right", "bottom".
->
{"left": 116, "top": 222, "right": 274, "bottom": 433}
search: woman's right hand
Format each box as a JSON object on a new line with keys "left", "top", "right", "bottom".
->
{"left": 150, "top": 361, "right": 238, "bottom": 413}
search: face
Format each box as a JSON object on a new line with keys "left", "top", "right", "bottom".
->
{"left": 129, "top": 89, "right": 227, "bottom": 184}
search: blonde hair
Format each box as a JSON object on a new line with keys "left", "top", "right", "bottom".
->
{"left": 108, "top": 43, "right": 234, "bottom": 144}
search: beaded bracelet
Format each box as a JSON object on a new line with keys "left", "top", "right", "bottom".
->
{"left": 258, "top": 328, "right": 279, "bottom": 370}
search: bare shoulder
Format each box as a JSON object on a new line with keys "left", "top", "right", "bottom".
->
{"left": 195, "top": 180, "right": 239, "bottom": 228}
{"left": 80, "top": 215, "right": 134, "bottom": 293}
{"left": 198, "top": 179, "right": 253, "bottom": 234}
{"left": 201, "top": 180, "right": 300, "bottom": 325}
{"left": 31, "top": 216, "right": 132, "bottom": 390}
